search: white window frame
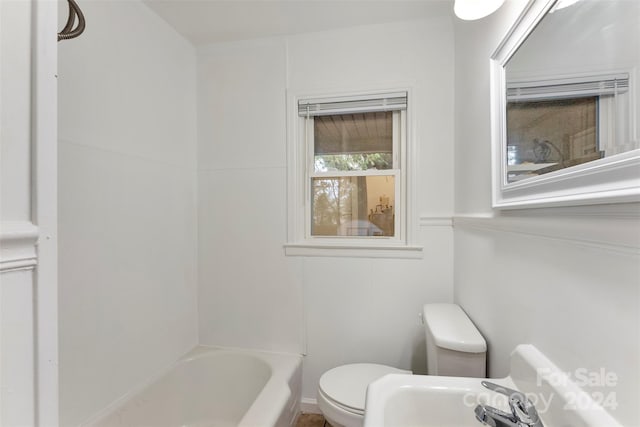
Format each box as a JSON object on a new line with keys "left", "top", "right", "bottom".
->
{"left": 284, "top": 88, "right": 422, "bottom": 258}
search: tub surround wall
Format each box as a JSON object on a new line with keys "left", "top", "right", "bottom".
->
{"left": 196, "top": 16, "right": 456, "bottom": 406}
{"left": 453, "top": 1, "right": 640, "bottom": 425}
{"left": 57, "top": 1, "right": 198, "bottom": 425}
{"left": 197, "top": 38, "right": 300, "bottom": 355}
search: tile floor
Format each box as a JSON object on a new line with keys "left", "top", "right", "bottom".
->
{"left": 295, "top": 413, "right": 327, "bottom": 427}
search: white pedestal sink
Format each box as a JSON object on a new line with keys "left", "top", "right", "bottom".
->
{"left": 366, "top": 374, "right": 514, "bottom": 426}
{"left": 364, "top": 345, "right": 621, "bottom": 427}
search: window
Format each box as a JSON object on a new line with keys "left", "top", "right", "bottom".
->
{"left": 285, "top": 90, "right": 421, "bottom": 257}
{"left": 311, "top": 111, "right": 399, "bottom": 237}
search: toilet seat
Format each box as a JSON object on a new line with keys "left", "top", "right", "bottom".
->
{"left": 317, "top": 363, "right": 411, "bottom": 427}
{"left": 318, "top": 385, "right": 364, "bottom": 416}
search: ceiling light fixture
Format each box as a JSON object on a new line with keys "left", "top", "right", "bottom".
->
{"left": 454, "top": 0, "right": 506, "bottom": 20}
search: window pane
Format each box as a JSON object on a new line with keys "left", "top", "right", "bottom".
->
{"left": 314, "top": 111, "right": 393, "bottom": 172}
{"left": 311, "top": 175, "right": 395, "bottom": 237}
{"left": 506, "top": 97, "right": 598, "bottom": 183}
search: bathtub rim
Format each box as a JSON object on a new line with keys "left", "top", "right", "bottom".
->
{"left": 80, "top": 345, "right": 303, "bottom": 427}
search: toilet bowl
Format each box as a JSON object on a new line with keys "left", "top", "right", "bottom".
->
{"left": 316, "top": 303, "right": 486, "bottom": 427}
{"left": 317, "top": 363, "right": 411, "bottom": 427}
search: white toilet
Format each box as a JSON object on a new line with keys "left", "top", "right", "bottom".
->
{"left": 316, "top": 303, "right": 487, "bottom": 427}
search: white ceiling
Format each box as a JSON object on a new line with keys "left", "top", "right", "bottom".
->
{"left": 143, "top": 0, "right": 452, "bottom": 46}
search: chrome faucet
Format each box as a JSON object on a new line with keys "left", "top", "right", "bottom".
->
{"left": 474, "top": 381, "right": 544, "bottom": 427}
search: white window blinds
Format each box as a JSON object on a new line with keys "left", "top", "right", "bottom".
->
{"left": 507, "top": 73, "right": 629, "bottom": 101}
{"left": 298, "top": 92, "right": 407, "bottom": 117}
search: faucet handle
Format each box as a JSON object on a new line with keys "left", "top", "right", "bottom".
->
{"left": 481, "top": 381, "right": 526, "bottom": 402}
{"left": 509, "top": 395, "right": 541, "bottom": 425}
{"left": 480, "top": 381, "right": 543, "bottom": 427}
{"left": 515, "top": 400, "right": 543, "bottom": 427}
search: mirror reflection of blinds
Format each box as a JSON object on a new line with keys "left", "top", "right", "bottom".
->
{"left": 507, "top": 73, "right": 629, "bottom": 101}
{"left": 298, "top": 92, "right": 407, "bottom": 117}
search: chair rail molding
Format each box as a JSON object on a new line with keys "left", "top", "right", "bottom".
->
{"left": 0, "top": 221, "right": 39, "bottom": 272}
{"left": 419, "top": 216, "right": 453, "bottom": 227}
{"left": 453, "top": 212, "right": 640, "bottom": 255}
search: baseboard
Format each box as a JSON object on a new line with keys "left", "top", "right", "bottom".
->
{"left": 300, "top": 397, "right": 321, "bottom": 414}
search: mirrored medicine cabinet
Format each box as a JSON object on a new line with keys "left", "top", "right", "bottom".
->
{"left": 490, "top": 0, "right": 640, "bottom": 208}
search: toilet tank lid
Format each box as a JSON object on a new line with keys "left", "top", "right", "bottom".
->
{"left": 423, "top": 304, "right": 486, "bottom": 353}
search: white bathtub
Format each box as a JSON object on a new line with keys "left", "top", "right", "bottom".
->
{"left": 87, "top": 346, "right": 302, "bottom": 427}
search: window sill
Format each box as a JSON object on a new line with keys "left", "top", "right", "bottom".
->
{"left": 283, "top": 242, "right": 423, "bottom": 259}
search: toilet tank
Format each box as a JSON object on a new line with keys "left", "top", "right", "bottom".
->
{"left": 423, "top": 303, "right": 486, "bottom": 378}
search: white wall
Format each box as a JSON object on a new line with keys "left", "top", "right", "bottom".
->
{"left": 197, "top": 38, "right": 301, "bottom": 355}
{"left": 57, "top": 1, "right": 198, "bottom": 425}
{"left": 1, "top": 0, "right": 31, "bottom": 223}
{"left": 453, "top": 1, "right": 640, "bottom": 425}
{"left": 197, "top": 16, "right": 456, "bottom": 405}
